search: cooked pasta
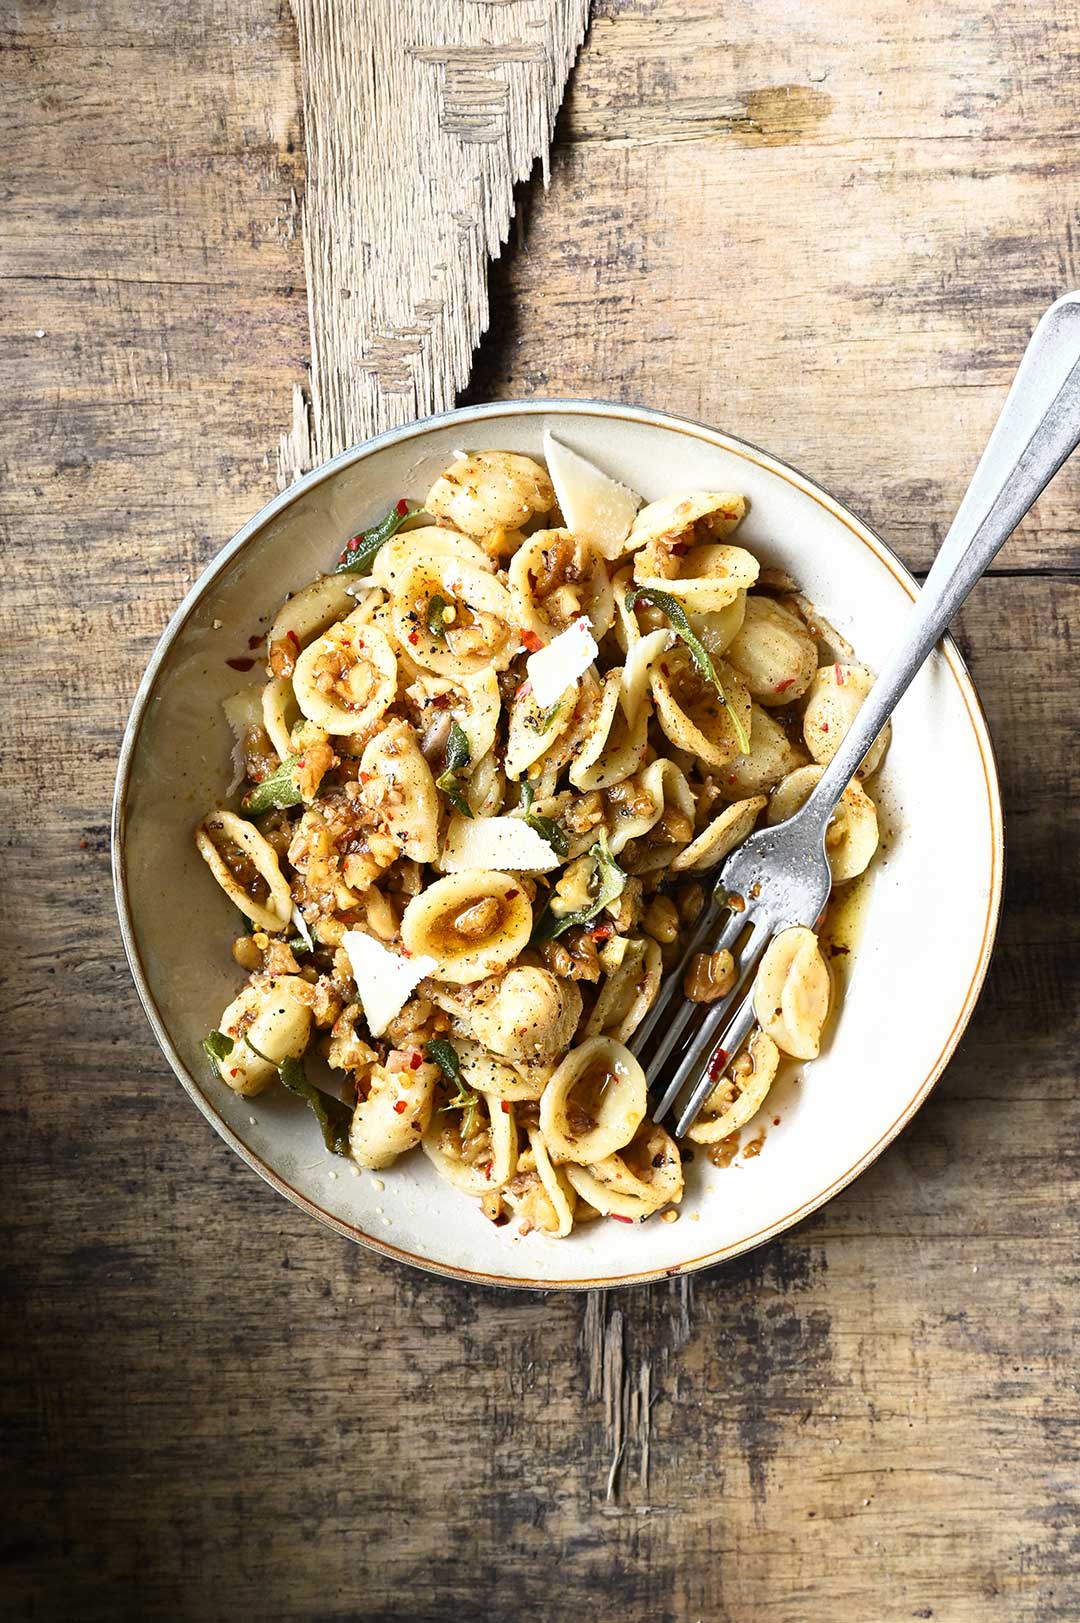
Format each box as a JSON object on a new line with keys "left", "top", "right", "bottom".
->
{"left": 195, "top": 445, "right": 889, "bottom": 1237}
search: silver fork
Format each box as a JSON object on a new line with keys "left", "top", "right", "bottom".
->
{"left": 632, "top": 291, "right": 1080, "bottom": 1139}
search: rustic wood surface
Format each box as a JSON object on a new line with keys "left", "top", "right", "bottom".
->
{"left": 4, "top": 2, "right": 1079, "bottom": 1620}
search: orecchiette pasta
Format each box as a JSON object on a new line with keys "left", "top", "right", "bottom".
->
{"left": 803, "top": 662, "right": 891, "bottom": 778}
{"left": 213, "top": 975, "right": 313, "bottom": 1096}
{"left": 767, "top": 764, "right": 879, "bottom": 882}
{"left": 196, "top": 808, "right": 293, "bottom": 930}
{"left": 539, "top": 1036, "right": 647, "bottom": 1165}
{"left": 196, "top": 443, "right": 889, "bottom": 1240}
{"left": 401, "top": 871, "right": 532, "bottom": 984}
{"left": 425, "top": 450, "right": 555, "bottom": 539}
{"left": 753, "top": 926, "right": 831, "bottom": 1060}
{"left": 292, "top": 615, "right": 398, "bottom": 735}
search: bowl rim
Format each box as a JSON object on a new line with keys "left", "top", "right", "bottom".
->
{"left": 112, "top": 397, "right": 1005, "bottom": 1291}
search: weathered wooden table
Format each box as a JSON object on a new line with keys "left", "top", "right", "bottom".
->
{"left": 6, "top": 3, "right": 1078, "bottom": 1618}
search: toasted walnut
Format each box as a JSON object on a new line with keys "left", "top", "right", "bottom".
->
{"left": 563, "top": 792, "right": 605, "bottom": 837}
{"left": 263, "top": 938, "right": 301, "bottom": 977}
{"left": 327, "top": 1003, "right": 378, "bottom": 1073}
{"left": 540, "top": 930, "right": 602, "bottom": 983}
{"left": 675, "top": 882, "right": 706, "bottom": 926}
{"left": 642, "top": 894, "right": 680, "bottom": 945}
{"left": 231, "top": 933, "right": 264, "bottom": 972}
{"left": 382, "top": 995, "right": 449, "bottom": 1050}
{"left": 295, "top": 734, "right": 337, "bottom": 801}
{"left": 684, "top": 949, "right": 736, "bottom": 1003}
{"left": 453, "top": 897, "right": 501, "bottom": 940}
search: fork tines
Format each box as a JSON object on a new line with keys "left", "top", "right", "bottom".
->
{"left": 629, "top": 893, "right": 773, "bottom": 1139}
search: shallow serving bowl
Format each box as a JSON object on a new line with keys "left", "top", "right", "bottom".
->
{"left": 113, "top": 401, "right": 1003, "bottom": 1289}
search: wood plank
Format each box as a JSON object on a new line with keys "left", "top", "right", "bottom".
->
{"left": 5, "top": 1, "right": 1080, "bottom": 1619}
{"left": 286, "top": 0, "right": 589, "bottom": 468}
{"left": 5, "top": 576, "right": 1077, "bottom": 1621}
{"left": 467, "top": 0, "right": 1080, "bottom": 573}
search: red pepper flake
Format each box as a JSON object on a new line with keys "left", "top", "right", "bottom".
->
{"left": 774, "top": 677, "right": 795, "bottom": 693}
{"left": 484, "top": 1161, "right": 494, "bottom": 1179}
{"left": 590, "top": 922, "right": 614, "bottom": 942}
{"left": 358, "top": 771, "right": 370, "bottom": 785}
{"left": 409, "top": 1051, "right": 423, "bottom": 1071}
{"left": 408, "top": 631, "right": 419, "bottom": 645}
{"left": 505, "top": 889, "right": 520, "bottom": 900}
{"left": 229, "top": 1068, "right": 239, "bottom": 1078}
{"left": 707, "top": 1046, "right": 729, "bottom": 1082}
{"left": 516, "top": 680, "right": 532, "bottom": 700}
{"left": 396, "top": 498, "right": 409, "bottom": 516}
{"left": 834, "top": 663, "right": 845, "bottom": 685}
{"left": 226, "top": 656, "right": 255, "bottom": 671}
{"left": 610, "top": 1213, "right": 634, "bottom": 1224}
{"left": 501, "top": 1101, "right": 511, "bottom": 1114}
{"left": 821, "top": 722, "right": 830, "bottom": 733}
{"left": 393, "top": 1100, "right": 408, "bottom": 1115}
{"left": 287, "top": 630, "right": 300, "bottom": 649}
{"left": 431, "top": 693, "right": 450, "bottom": 710}
{"left": 520, "top": 628, "right": 544, "bottom": 653}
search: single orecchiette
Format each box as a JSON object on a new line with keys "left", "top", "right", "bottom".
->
{"left": 725, "top": 595, "right": 818, "bottom": 706}
{"left": 686, "top": 1028, "right": 780, "bottom": 1144}
{"left": 422, "top": 1090, "right": 519, "bottom": 1193}
{"left": 400, "top": 871, "right": 533, "bottom": 983}
{"left": 651, "top": 644, "right": 753, "bottom": 770}
{"left": 671, "top": 794, "right": 767, "bottom": 874}
{"left": 350, "top": 1058, "right": 438, "bottom": 1169}
{"left": 425, "top": 450, "right": 555, "bottom": 539}
{"left": 753, "top": 925, "right": 831, "bottom": 1060}
{"left": 390, "top": 556, "right": 517, "bottom": 678}
{"left": 359, "top": 718, "right": 440, "bottom": 865}
{"left": 803, "top": 662, "right": 891, "bottom": 778}
{"left": 564, "top": 1120, "right": 683, "bottom": 1219}
{"left": 195, "top": 808, "right": 293, "bottom": 931}
{"left": 720, "top": 702, "right": 808, "bottom": 797}
{"left": 509, "top": 529, "right": 615, "bottom": 644}
{"left": 767, "top": 764, "right": 879, "bottom": 882}
{"left": 465, "top": 967, "right": 583, "bottom": 1066}
{"left": 569, "top": 668, "right": 649, "bottom": 792}
{"left": 213, "top": 975, "right": 313, "bottom": 1096}
{"left": 584, "top": 936, "right": 662, "bottom": 1042}
{"left": 292, "top": 614, "right": 398, "bottom": 735}
{"left": 539, "top": 1036, "right": 647, "bottom": 1165}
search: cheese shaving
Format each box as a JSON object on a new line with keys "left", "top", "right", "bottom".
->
{"left": 341, "top": 930, "right": 437, "bottom": 1038}
{"left": 543, "top": 431, "right": 641, "bottom": 559}
{"left": 525, "top": 616, "right": 598, "bottom": 709}
{"left": 440, "top": 815, "right": 560, "bottom": 875}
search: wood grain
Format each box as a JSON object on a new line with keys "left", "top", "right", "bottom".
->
{"left": 4, "top": 1, "right": 1080, "bottom": 1620}
{"left": 283, "top": 0, "right": 589, "bottom": 475}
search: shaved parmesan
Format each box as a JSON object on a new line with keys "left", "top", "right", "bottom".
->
{"left": 341, "top": 930, "right": 437, "bottom": 1038}
{"left": 222, "top": 682, "right": 265, "bottom": 795}
{"left": 290, "top": 904, "right": 314, "bottom": 951}
{"left": 440, "top": 815, "right": 560, "bottom": 874}
{"left": 543, "top": 432, "right": 641, "bottom": 559}
{"left": 526, "top": 615, "right": 598, "bottom": 709}
{"left": 620, "top": 628, "right": 674, "bottom": 723}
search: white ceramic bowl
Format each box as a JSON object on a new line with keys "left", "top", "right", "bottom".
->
{"left": 113, "top": 402, "right": 1003, "bottom": 1289}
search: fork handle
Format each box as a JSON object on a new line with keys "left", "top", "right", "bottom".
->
{"left": 810, "top": 291, "right": 1080, "bottom": 820}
